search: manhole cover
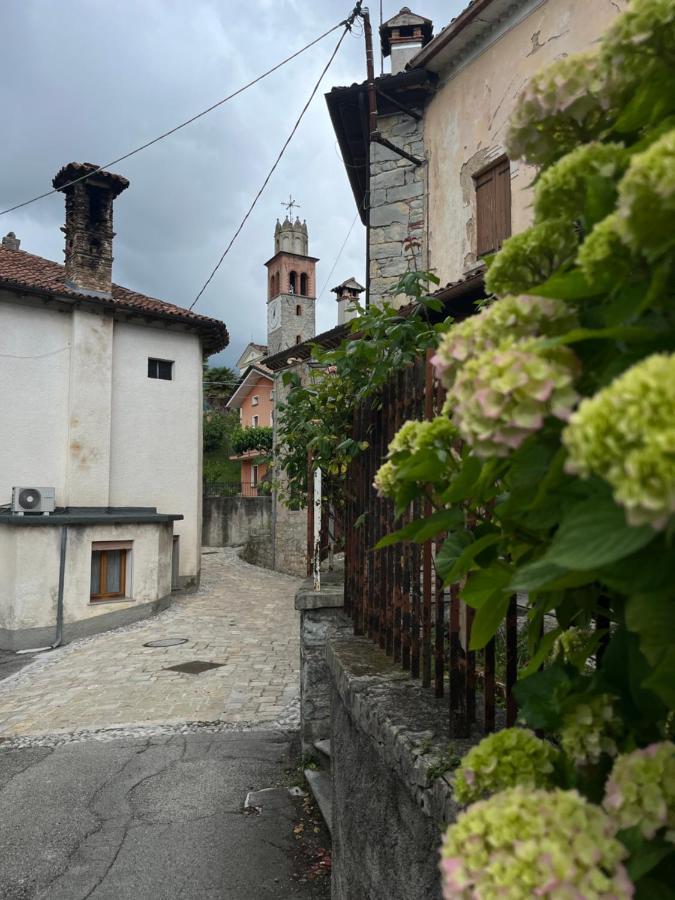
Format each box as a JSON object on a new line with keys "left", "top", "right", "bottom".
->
{"left": 164, "top": 660, "right": 224, "bottom": 675}
{"left": 143, "top": 638, "right": 188, "bottom": 648}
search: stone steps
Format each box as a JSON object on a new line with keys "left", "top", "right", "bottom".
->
{"left": 313, "top": 739, "right": 331, "bottom": 764}
{"left": 304, "top": 767, "right": 333, "bottom": 834}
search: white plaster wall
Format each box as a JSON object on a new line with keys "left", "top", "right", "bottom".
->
{"left": 0, "top": 521, "right": 173, "bottom": 632}
{"left": 424, "top": 0, "right": 625, "bottom": 286}
{"left": 109, "top": 323, "right": 203, "bottom": 582}
{"left": 65, "top": 309, "right": 114, "bottom": 506}
{"left": 0, "top": 296, "right": 70, "bottom": 506}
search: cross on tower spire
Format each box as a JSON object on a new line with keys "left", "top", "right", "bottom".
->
{"left": 281, "top": 194, "right": 301, "bottom": 217}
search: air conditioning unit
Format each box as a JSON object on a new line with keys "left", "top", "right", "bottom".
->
{"left": 11, "top": 486, "right": 56, "bottom": 515}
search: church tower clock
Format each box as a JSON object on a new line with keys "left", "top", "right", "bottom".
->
{"left": 265, "top": 200, "right": 318, "bottom": 356}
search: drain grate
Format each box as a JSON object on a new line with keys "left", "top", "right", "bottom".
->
{"left": 164, "top": 660, "right": 224, "bottom": 675}
{"left": 144, "top": 638, "right": 188, "bottom": 648}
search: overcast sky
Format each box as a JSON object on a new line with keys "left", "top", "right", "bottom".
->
{"left": 1, "top": 0, "right": 465, "bottom": 367}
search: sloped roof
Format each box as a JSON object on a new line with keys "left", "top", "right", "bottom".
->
{"left": 0, "top": 244, "right": 228, "bottom": 353}
{"left": 225, "top": 364, "right": 274, "bottom": 410}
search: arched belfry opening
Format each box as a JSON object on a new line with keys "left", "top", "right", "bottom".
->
{"left": 300, "top": 272, "right": 308, "bottom": 296}
{"left": 289, "top": 271, "right": 298, "bottom": 294}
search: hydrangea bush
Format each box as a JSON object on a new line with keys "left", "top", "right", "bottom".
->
{"left": 440, "top": 788, "right": 633, "bottom": 899}
{"left": 276, "top": 1, "right": 674, "bottom": 893}
{"left": 368, "top": 1, "right": 675, "bottom": 894}
{"left": 453, "top": 728, "right": 559, "bottom": 805}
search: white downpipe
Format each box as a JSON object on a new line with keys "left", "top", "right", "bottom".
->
{"left": 313, "top": 466, "right": 322, "bottom": 592}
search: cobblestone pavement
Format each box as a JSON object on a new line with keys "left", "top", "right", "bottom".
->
{"left": 0, "top": 549, "right": 302, "bottom": 742}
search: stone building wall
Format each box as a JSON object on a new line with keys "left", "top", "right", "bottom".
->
{"left": 369, "top": 111, "right": 426, "bottom": 309}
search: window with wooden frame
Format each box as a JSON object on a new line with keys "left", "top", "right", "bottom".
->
{"left": 90, "top": 541, "right": 131, "bottom": 601}
{"left": 252, "top": 414, "right": 259, "bottom": 427}
{"left": 474, "top": 157, "right": 511, "bottom": 258}
{"left": 251, "top": 395, "right": 259, "bottom": 406}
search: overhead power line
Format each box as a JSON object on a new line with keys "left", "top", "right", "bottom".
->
{"left": 189, "top": 16, "right": 357, "bottom": 310}
{"left": 0, "top": 20, "right": 345, "bottom": 217}
{"left": 317, "top": 213, "right": 360, "bottom": 301}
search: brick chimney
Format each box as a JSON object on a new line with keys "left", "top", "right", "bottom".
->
{"left": 52, "top": 162, "right": 129, "bottom": 297}
{"left": 380, "top": 7, "right": 433, "bottom": 74}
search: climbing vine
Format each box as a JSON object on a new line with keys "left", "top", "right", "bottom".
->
{"left": 274, "top": 271, "right": 449, "bottom": 508}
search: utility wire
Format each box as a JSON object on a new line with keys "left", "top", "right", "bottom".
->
{"left": 189, "top": 18, "right": 355, "bottom": 310}
{"left": 316, "top": 213, "right": 359, "bottom": 301}
{"left": 0, "top": 20, "right": 345, "bottom": 217}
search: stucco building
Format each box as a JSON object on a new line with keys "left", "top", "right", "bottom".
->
{"left": 327, "top": 0, "right": 626, "bottom": 309}
{"left": 225, "top": 364, "right": 274, "bottom": 494}
{"left": 0, "top": 162, "right": 228, "bottom": 650}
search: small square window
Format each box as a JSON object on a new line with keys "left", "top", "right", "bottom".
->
{"left": 148, "top": 358, "right": 174, "bottom": 380}
{"left": 91, "top": 541, "right": 131, "bottom": 601}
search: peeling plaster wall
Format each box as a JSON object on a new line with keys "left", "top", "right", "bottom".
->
{"left": 424, "top": 0, "right": 626, "bottom": 287}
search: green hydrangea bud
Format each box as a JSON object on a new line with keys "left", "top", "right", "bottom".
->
{"left": 485, "top": 220, "right": 579, "bottom": 298}
{"left": 534, "top": 142, "right": 626, "bottom": 225}
{"left": 559, "top": 694, "right": 622, "bottom": 766}
{"left": 563, "top": 354, "right": 675, "bottom": 529}
{"left": 617, "top": 128, "right": 675, "bottom": 261}
{"left": 454, "top": 728, "right": 559, "bottom": 805}
{"left": 373, "top": 418, "right": 459, "bottom": 500}
{"left": 506, "top": 51, "right": 613, "bottom": 167}
{"left": 604, "top": 741, "right": 675, "bottom": 840}
{"left": 440, "top": 787, "right": 632, "bottom": 899}
{"left": 432, "top": 294, "right": 576, "bottom": 391}
{"left": 553, "top": 626, "right": 593, "bottom": 670}
{"left": 602, "top": 0, "right": 675, "bottom": 89}
{"left": 576, "top": 212, "right": 635, "bottom": 289}
{"left": 449, "top": 339, "right": 579, "bottom": 458}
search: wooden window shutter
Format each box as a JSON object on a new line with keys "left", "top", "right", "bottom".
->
{"left": 475, "top": 158, "right": 511, "bottom": 258}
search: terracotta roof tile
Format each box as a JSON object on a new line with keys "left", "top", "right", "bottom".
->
{"left": 0, "top": 244, "right": 228, "bottom": 353}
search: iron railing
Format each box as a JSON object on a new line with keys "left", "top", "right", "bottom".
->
{"left": 203, "top": 481, "right": 269, "bottom": 498}
{"left": 342, "top": 351, "right": 519, "bottom": 738}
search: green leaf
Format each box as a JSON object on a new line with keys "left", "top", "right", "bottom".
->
{"left": 519, "top": 628, "right": 561, "bottom": 678}
{"left": 470, "top": 593, "right": 512, "bottom": 651}
{"left": 510, "top": 559, "right": 568, "bottom": 591}
{"left": 435, "top": 531, "right": 474, "bottom": 580}
{"left": 529, "top": 269, "right": 604, "bottom": 300}
{"left": 412, "top": 507, "right": 465, "bottom": 543}
{"left": 545, "top": 497, "right": 657, "bottom": 570}
{"left": 542, "top": 324, "right": 657, "bottom": 347}
{"left": 442, "top": 454, "right": 482, "bottom": 503}
{"left": 442, "top": 532, "right": 502, "bottom": 586}
{"left": 514, "top": 663, "right": 575, "bottom": 730}
{"left": 626, "top": 594, "right": 675, "bottom": 708}
{"left": 462, "top": 563, "right": 512, "bottom": 610}
{"left": 374, "top": 507, "right": 463, "bottom": 549}
{"left": 621, "top": 829, "right": 673, "bottom": 883}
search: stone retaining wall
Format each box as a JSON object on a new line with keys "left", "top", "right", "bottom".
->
{"left": 295, "top": 574, "right": 347, "bottom": 754}
{"left": 328, "top": 636, "right": 478, "bottom": 900}
{"left": 202, "top": 496, "right": 272, "bottom": 569}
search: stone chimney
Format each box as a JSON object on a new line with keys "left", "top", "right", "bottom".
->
{"left": 1, "top": 232, "right": 20, "bottom": 250}
{"left": 380, "top": 7, "right": 433, "bottom": 74}
{"left": 332, "top": 277, "right": 365, "bottom": 326}
{"left": 52, "top": 162, "right": 129, "bottom": 297}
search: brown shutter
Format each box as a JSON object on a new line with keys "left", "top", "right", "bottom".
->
{"left": 474, "top": 158, "right": 511, "bottom": 257}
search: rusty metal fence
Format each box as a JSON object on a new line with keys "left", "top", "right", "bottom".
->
{"left": 342, "top": 351, "right": 519, "bottom": 737}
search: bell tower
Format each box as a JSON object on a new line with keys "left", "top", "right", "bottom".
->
{"left": 265, "top": 201, "right": 318, "bottom": 355}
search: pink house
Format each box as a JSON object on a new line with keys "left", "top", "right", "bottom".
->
{"left": 225, "top": 365, "right": 274, "bottom": 494}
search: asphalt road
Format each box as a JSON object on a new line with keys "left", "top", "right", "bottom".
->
{"left": 0, "top": 730, "right": 329, "bottom": 900}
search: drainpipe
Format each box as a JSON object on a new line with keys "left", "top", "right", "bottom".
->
{"left": 16, "top": 525, "right": 67, "bottom": 654}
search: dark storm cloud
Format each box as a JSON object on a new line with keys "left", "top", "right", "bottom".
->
{"left": 0, "top": 0, "right": 463, "bottom": 365}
